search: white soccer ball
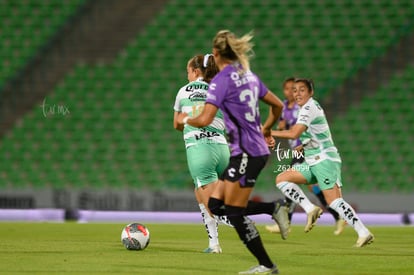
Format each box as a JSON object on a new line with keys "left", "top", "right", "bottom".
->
{"left": 121, "top": 223, "right": 150, "bottom": 250}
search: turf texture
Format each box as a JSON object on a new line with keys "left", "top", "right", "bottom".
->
{"left": 0, "top": 222, "right": 413, "bottom": 274}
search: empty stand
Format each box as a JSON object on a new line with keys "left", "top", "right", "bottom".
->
{"left": 0, "top": 0, "right": 84, "bottom": 88}
{"left": 331, "top": 64, "right": 414, "bottom": 192}
{"left": 0, "top": 0, "right": 413, "bottom": 193}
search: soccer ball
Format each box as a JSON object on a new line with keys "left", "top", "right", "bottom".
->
{"left": 121, "top": 223, "right": 150, "bottom": 250}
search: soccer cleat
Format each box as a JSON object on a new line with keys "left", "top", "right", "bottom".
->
{"left": 238, "top": 265, "right": 279, "bottom": 274}
{"left": 334, "top": 218, "right": 347, "bottom": 235}
{"left": 265, "top": 224, "right": 292, "bottom": 234}
{"left": 271, "top": 200, "right": 290, "bottom": 240}
{"left": 203, "top": 245, "right": 222, "bottom": 253}
{"left": 354, "top": 233, "right": 374, "bottom": 248}
{"left": 304, "top": 206, "right": 323, "bottom": 233}
{"left": 265, "top": 224, "right": 280, "bottom": 233}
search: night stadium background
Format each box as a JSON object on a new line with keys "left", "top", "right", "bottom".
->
{"left": 0, "top": 0, "right": 413, "bottom": 220}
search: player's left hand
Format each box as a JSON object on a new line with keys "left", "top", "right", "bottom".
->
{"left": 261, "top": 125, "right": 271, "bottom": 138}
{"left": 265, "top": 135, "right": 276, "bottom": 149}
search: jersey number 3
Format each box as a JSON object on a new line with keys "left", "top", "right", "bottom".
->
{"left": 239, "top": 86, "right": 259, "bottom": 122}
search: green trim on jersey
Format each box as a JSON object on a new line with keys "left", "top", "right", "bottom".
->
{"left": 311, "top": 116, "right": 327, "bottom": 125}
{"left": 297, "top": 98, "right": 341, "bottom": 165}
{"left": 174, "top": 78, "right": 227, "bottom": 148}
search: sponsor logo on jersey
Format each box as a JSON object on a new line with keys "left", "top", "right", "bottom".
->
{"left": 207, "top": 93, "right": 216, "bottom": 101}
{"left": 185, "top": 83, "right": 209, "bottom": 91}
{"left": 230, "top": 71, "right": 257, "bottom": 87}
{"left": 195, "top": 129, "right": 220, "bottom": 140}
{"left": 189, "top": 92, "right": 206, "bottom": 101}
{"left": 298, "top": 114, "right": 309, "bottom": 123}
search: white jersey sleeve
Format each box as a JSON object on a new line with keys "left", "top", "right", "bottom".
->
{"left": 173, "top": 86, "right": 186, "bottom": 112}
{"left": 296, "top": 99, "right": 318, "bottom": 128}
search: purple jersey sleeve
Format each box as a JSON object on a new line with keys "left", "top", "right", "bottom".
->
{"left": 257, "top": 79, "right": 268, "bottom": 98}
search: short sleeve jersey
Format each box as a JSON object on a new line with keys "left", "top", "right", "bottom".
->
{"left": 296, "top": 97, "right": 341, "bottom": 165}
{"left": 174, "top": 78, "right": 227, "bottom": 148}
{"left": 205, "top": 63, "right": 269, "bottom": 157}
{"left": 281, "top": 99, "right": 301, "bottom": 149}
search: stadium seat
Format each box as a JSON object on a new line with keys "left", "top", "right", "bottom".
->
{"left": 0, "top": 0, "right": 413, "bottom": 192}
{"left": 331, "top": 63, "right": 414, "bottom": 192}
{"left": 0, "top": 0, "right": 85, "bottom": 87}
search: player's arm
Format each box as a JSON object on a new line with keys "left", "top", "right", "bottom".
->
{"left": 173, "top": 111, "right": 184, "bottom": 131}
{"left": 271, "top": 123, "right": 307, "bottom": 139}
{"left": 261, "top": 91, "right": 284, "bottom": 137}
{"left": 277, "top": 120, "right": 286, "bottom": 130}
{"left": 177, "top": 103, "right": 218, "bottom": 128}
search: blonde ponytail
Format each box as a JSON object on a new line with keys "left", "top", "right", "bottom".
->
{"left": 213, "top": 30, "right": 255, "bottom": 73}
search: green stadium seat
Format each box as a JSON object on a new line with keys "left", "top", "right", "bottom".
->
{"left": 0, "top": 0, "right": 85, "bottom": 86}
{"left": 0, "top": 0, "right": 413, "bottom": 192}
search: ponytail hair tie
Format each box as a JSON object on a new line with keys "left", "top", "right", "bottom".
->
{"left": 203, "top": 54, "right": 213, "bottom": 68}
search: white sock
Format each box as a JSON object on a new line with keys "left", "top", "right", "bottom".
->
{"left": 277, "top": 181, "right": 315, "bottom": 213}
{"left": 214, "top": 215, "right": 233, "bottom": 227}
{"left": 329, "top": 198, "right": 370, "bottom": 237}
{"left": 199, "top": 204, "right": 219, "bottom": 247}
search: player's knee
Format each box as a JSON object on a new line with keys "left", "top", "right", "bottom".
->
{"left": 224, "top": 205, "right": 245, "bottom": 217}
{"left": 276, "top": 172, "right": 286, "bottom": 184}
{"left": 208, "top": 197, "right": 224, "bottom": 216}
{"left": 276, "top": 170, "right": 298, "bottom": 184}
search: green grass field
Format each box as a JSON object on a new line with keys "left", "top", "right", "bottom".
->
{"left": 0, "top": 222, "right": 413, "bottom": 274}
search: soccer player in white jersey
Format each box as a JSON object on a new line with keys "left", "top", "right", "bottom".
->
{"left": 173, "top": 54, "right": 231, "bottom": 253}
{"left": 266, "top": 78, "right": 346, "bottom": 236}
{"left": 272, "top": 78, "right": 374, "bottom": 247}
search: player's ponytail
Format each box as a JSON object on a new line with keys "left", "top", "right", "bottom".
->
{"left": 202, "top": 54, "right": 219, "bottom": 83}
{"left": 188, "top": 54, "right": 219, "bottom": 84}
{"left": 213, "top": 30, "right": 255, "bottom": 73}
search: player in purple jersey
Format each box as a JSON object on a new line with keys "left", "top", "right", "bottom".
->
{"left": 266, "top": 78, "right": 346, "bottom": 236}
{"left": 177, "top": 30, "right": 287, "bottom": 275}
{"left": 278, "top": 77, "right": 302, "bottom": 151}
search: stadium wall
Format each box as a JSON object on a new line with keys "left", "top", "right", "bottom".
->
{"left": 0, "top": 188, "right": 412, "bottom": 213}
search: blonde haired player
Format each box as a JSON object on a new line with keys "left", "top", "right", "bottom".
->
{"left": 177, "top": 30, "right": 290, "bottom": 275}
